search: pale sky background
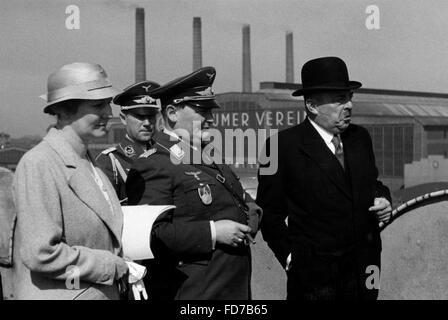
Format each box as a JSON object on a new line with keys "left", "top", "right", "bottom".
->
{"left": 1, "top": 0, "right": 448, "bottom": 138}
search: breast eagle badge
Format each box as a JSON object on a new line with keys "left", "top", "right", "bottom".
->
{"left": 184, "top": 171, "right": 202, "bottom": 181}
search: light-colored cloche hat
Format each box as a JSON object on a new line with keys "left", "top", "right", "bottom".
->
{"left": 40, "top": 62, "right": 121, "bottom": 114}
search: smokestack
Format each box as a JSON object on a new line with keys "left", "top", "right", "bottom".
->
{"left": 286, "top": 31, "right": 294, "bottom": 83}
{"left": 193, "top": 17, "right": 202, "bottom": 71}
{"left": 135, "top": 7, "right": 146, "bottom": 82}
{"left": 242, "top": 24, "right": 252, "bottom": 93}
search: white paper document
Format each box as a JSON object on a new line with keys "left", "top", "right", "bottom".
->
{"left": 121, "top": 205, "right": 175, "bottom": 260}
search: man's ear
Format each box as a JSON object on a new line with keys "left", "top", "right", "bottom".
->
{"left": 119, "top": 112, "right": 127, "bottom": 126}
{"left": 165, "top": 105, "right": 178, "bottom": 123}
{"left": 305, "top": 98, "right": 318, "bottom": 116}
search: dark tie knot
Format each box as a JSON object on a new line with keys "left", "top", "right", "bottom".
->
{"left": 331, "top": 135, "right": 341, "bottom": 149}
{"left": 331, "top": 135, "right": 345, "bottom": 170}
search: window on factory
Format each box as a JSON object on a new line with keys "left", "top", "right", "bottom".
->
{"left": 427, "top": 143, "right": 447, "bottom": 156}
{"left": 426, "top": 127, "right": 445, "bottom": 140}
{"left": 365, "top": 124, "right": 413, "bottom": 178}
{"left": 383, "top": 127, "right": 394, "bottom": 176}
{"left": 426, "top": 126, "right": 448, "bottom": 158}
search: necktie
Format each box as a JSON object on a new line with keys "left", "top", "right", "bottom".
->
{"left": 331, "top": 135, "right": 345, "bottom": 170}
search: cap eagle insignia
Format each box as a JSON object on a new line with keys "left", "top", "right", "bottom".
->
{"left": 195, "top": 87, "right": 214, "bottom": 96}
{"left": 142, "top": 84, "right": 152, "bottom": 92}
{"left": 133, "top": 95, "right": 156, "bottom": 104}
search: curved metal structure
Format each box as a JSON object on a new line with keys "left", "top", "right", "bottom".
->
{"left": 380, "top": 189, "right": 448, "bottom": 231}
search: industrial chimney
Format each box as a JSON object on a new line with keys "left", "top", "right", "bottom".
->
{"left": 242, "top": 24, "right": 252, "bottom": 93}
{"left": 193, "top": 17, "right": 202, "bottom": 71}
{"left": 286, "top": 31, "right": 294, "bottom": 83}
{"left": 135, "top": 7, "right": 146, "bottom": 82}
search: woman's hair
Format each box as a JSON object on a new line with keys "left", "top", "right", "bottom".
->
{"left": 52, "top": 99, "right": 83, "bottom": 117}
{"left": 51, "top": 99, "right": 85, "bottom": 128}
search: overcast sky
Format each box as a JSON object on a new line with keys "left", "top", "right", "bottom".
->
{"left": 1, "top": 0, "right": 448, "bottom": 138}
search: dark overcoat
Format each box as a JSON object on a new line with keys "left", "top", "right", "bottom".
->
{"left": 257, "top": 118, "right": 391, "bottom": 297}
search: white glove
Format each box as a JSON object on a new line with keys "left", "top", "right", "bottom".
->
{"left": 125, "top": 261, "right": 148, "bottom": 300}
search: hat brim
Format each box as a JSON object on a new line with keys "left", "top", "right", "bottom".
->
{"left": 43, "top": 86, "right": 121, "bottom": 114}
{"left": 291, "top": 81, "right": 362, "bottom": 96}
{"left": 185, "top": 99, "right": 220, "bottom": 109}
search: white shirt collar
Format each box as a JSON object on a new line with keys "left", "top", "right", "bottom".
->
{"left": 308, "top": 117, "right": 335, "bottom": 145}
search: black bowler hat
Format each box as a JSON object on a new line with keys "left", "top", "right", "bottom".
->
{"left": 152, "top": 66, "right": 220, "bottom": 109}
{"left": 292, "top": 56, "right": 362, "bottom": 96}
{"left": 113, "top": 81, "right": 161, "bottom": 115}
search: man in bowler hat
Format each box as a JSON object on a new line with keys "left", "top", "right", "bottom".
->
{"left": 257, "top": 56, "right": 392, "bottom": 300}
{"left": 126, "top": 67, "right": 262, "bottom": 300}
{"left": 96, "top": 81, "right": 161, "bottom": 204}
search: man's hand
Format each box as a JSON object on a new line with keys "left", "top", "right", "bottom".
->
{"left": 369, "top": 197, "right": 392, "bottom": 224}
{"left": 214, "top": 219, "right": 252, "bottom": 247}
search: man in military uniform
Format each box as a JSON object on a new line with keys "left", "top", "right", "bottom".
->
{"left": 126, "top": 67, "right": 262, "bottom": 300}
{"left": 96, "top": 81, "right": 161, "bottom": 203}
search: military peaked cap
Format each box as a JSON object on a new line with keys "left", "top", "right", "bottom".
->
{"left": 153, "top": 66, "right": 220, "bottom": 109}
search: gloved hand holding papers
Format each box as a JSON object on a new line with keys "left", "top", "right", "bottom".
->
{"left": 125, "top": 260, "right": 148, "bottom": 300}
{"left": 121, "top": 205, "right": 175, "bottom": 260}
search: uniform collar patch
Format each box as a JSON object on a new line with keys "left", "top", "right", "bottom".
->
{"left": 124, "top": 145, "right": 136, "bottom": 157}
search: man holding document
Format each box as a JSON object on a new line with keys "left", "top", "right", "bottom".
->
{"left": 126, "top": 67, "right": 262, "bottom": 300}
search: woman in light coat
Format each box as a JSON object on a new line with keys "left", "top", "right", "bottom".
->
{"left": 11, "top": 62, "right": 130, "bottom": 300}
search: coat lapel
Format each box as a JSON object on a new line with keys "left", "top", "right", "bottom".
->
{"left": 44, "top": 129, "right": 122, "bottom": 243}
{"left": 297, "top": 119, "right": 352, "bottom": 200}
{"left": 96, "top": 167, "right": 123, "bottom": 239}
{"left": 341, "top": 127, "right": 364, "bottom": 206}
{"left": 67, "top": 167, "right": 120, "bottom": 240}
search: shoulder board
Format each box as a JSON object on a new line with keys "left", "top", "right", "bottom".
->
{"left": 101, "top": 146, "right": 117, "bottom": 155}
{"left": 139, "top": 148, "right": 157, "bottom": 158}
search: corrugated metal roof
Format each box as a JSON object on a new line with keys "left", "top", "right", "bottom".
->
{"left": 413, "top": 117, "right": 448, "bottom": 126}
{"left": 352, "top": 102, "right": 448, "bottom": 117}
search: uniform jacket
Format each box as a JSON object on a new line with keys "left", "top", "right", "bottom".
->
{"left": 11, "top": 128, "right": 128, "bottom": 300}
{"left": 126, "top": 131, "right": 252, "bottom": 300}
{"left": 257, "top": 119, "right": 391, "bottom": 290}
{"left": 96, "top": 136, "right": 148, "bottom": 203}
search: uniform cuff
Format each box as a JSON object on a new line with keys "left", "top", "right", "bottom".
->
{"left": 286, "top": 253, "right": 292, "bottom": 271}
